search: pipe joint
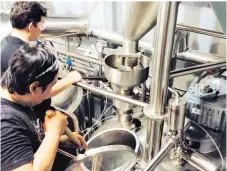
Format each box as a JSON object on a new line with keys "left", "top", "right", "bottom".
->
{"left": 143, "top": 107, "right": 169, "bottom": 121}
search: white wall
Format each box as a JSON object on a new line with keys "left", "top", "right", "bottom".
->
{"left": 1, "top": 1, "right": 226, "bottom": 57}
{"left": 45, "top": 1, "right": 226, "bottom": 57}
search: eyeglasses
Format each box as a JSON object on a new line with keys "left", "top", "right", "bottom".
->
{"left": 36, "top": 22, "right": 46, "bottom": 31}
{"left": 28, "top": 22, "right": 46, "bottom": 31}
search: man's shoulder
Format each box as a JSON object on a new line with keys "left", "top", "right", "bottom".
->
{"left": 1, "top": 35, "right": 29, "bottom": 73}
{"left": 1, "top": 98, "right": 31, "bottom": 123}
{"left": 1, "top": 35, "right": 28, "bottom": 53}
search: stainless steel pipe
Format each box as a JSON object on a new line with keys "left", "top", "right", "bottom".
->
{"left": 170, "top": 61, "right": 226, "bottom": 78}
{"left": 45, "top": 36, "right": 224, "bottom": 65}
{"left": 123, "top": 40, "right": 138, "bottom": 54}
{"left": 44, "top": 38, "right": 87, "bottom": 52}
{"left": 176, "top": 24, "right": 226, "bottom": 39}
{"left": 177, "top": 49, "right": 225, "bottom": 63}
{"left": 44, "top": 46, "right": 102, "bottom": 66}
{"left": 0, "top": 13, "right": 89, "bottom": 38}
{"left": 186, "top": 151, "right": 220, "bottom": 171}
{"left": 76, "top": 82, "right": 149, "bottom": 108}
{"left": 143, "top": 136, "right": 178, "bottom": 171}
{"left": 145, "top": 2, "right": 179, "bottom": 161}
{"left": 46, "top": 45, "right": 225, "bottom": 80}
{"left": 89, "top": 29, "right": 154, "bottom": 52}
{"left": 41, "top": 15, "right": 88, "bottom": 37}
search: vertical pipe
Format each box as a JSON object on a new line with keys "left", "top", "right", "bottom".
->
{"left": 141, "top": 83, "right": 146, "bottom": 102}
{"left": 145, "top": 2, "right": 179, "bottom": 162}
{"left": 123, "top": 40, "right": 138, "bottom": 54}
{"left": 98, "top": 52, "right": 105, "bottom": 122}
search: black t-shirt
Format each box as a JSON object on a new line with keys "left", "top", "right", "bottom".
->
{"left": 1, "top": 98, "right": 75, "bottom": 171}
{"left": 1, "top": 98, "right": 44, "bottom": 171}
{"left": 1, "top": 35, "right": 28, "bottom": 74}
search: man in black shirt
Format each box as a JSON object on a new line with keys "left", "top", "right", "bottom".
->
{"left": 1, "top": 1, "right": 82, "bottom": 96}
{"left": 1, "top": 46, "right": 87, "bottom": 171}
{"left": 1, "top": 1, "right": 46, "bottom": 74}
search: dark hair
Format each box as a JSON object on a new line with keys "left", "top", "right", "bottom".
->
{"left": 1, "top": 46, "right": 58, "bottom": 95}
{"left": 10, "top": 1, "right": 47, "bottom": 29}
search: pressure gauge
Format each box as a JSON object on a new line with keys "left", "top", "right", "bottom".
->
{"left": 95, "top": 40, "right": 107, "bottom": 53}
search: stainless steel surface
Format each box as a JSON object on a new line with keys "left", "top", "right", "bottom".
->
{"left": 143, "top": 136, "right": 178, "bottom": 171}
{"left": 58, "top": 148, "right": 76, "bottom": 159}
{"left": 41, "top": 15, "right": 88, "bottom": 37}
{"left": 187, "top": 151, "right": 220, "bottom": 171}
{"left": 123, "top": 40, "right": 138, "bottom": 54}
{"left": 87, "top": 128, "right": 140, "bottom": 153}
{"left": 168, "top": 97, "right": 186, "bottom": 138}
{"left": 104, "top": 54, "right": 150, "bottom": 90}
{"left": 89, "top": 29, "right": 123, "bottom": 45}
{"left": 76, "top": 82, "right": 149, "bottom": 108}
{"left": 66, "top": 145, "right": 137, "bottom": 171}
{"left": 145, "top": 2, "right": 178, "bottom": 161}
{"left": 176, "top": 24, "right": 226, "bottom": 39}
{"left": 123, "top": 2, "right": 158, "bottom": 53}
{"left": 177, "top": 49, "right": 225, "bottom": 63}
{"left": 44, "top": 46, "right": 102, "bottom": 65}
{"left": 52, "top": 105, "right": 80, "bottom": 132}
{"left": 87, "top": 114, "right": 150, "bottom": 162}
{"left": 123, "top": 2, "right": 158, "bottom": 42}
{"left": 90, "top": 24, "right": 226, "bottom": 54}
{"left": 51, "top": 69, "right": 83, "bottom": 114}
{"left": 170, "top": 61, "right": 226, "bottom": 78}
{"left": 0, "top": 13, "right": 88, "bottom": 38}
{"left": 89, "top": 29, "right": 154, "bottom": 53}
{"left": 210, "top": 2, "right": 226, "bottom": 36}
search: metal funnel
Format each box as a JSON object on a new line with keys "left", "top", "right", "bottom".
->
{"left": 123, "top": 2, "right": 159, "bottom": 42}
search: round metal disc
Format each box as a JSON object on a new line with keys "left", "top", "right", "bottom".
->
{"left": 65, "top": 145, "right": 137, "bottom": 171}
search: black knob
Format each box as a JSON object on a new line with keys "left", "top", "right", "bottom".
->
{"left": 78, "top": 148, "right": 86, "bottom": 154}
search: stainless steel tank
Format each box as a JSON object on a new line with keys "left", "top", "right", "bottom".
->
{"left": 52, "top": 67, "right": 83, "bottom": 114}
{"left": 88, "top": 112, "right": 148, "bottom": 161}
{"left": 87, "top": 128, "right": 140, "bottom": 153}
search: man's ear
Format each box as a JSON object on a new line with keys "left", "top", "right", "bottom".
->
{"left": 29, "top": 81, "right": 40, "bottom": 95}
{"left": 28, "top": 22, "right": 34, "bottom": 31}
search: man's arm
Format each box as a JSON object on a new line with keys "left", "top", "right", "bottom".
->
{"left": 12, "top": 133, "right": 60, "bottom": 171}
{"left": 10, "top": 110, "right": 68, "bottom": 171}
{"left": 49, "top": 70, "right": 82, "bottom": 98}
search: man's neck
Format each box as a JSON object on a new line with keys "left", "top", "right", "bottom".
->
{"left": 0, "top": 88, "right": 34, "bottom": 107}
{"left": 10, "top": 29, "right": 30, "bottom": 43}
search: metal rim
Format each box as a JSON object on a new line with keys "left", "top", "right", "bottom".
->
{"left": 87, "top": 128, "right": 140, "bottom": 153}
{"left": 104, "top": 54, "right": 150, "bottom": 73}
{"left": 69, "top": 145, "right": 137, "bottom": 171}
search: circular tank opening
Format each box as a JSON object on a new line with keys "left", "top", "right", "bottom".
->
{"left": 87, "top": 128, "right": 139, "bottom": 153}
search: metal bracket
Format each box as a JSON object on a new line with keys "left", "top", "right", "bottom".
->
{"left": 143, "top": 107, "right": 169, "bottom": 121}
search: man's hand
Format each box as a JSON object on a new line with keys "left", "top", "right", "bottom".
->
{"left": 60, "top": 132, "right": 88, "bottom": 149}
{"left": 65, "top": 70, "right": 82, "bottom": 84}
{"left": 44, "top": 110, "right": 68, "bottom": 137}
{"left": 49, "top": 70, "right": 82, "bottom": 98}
